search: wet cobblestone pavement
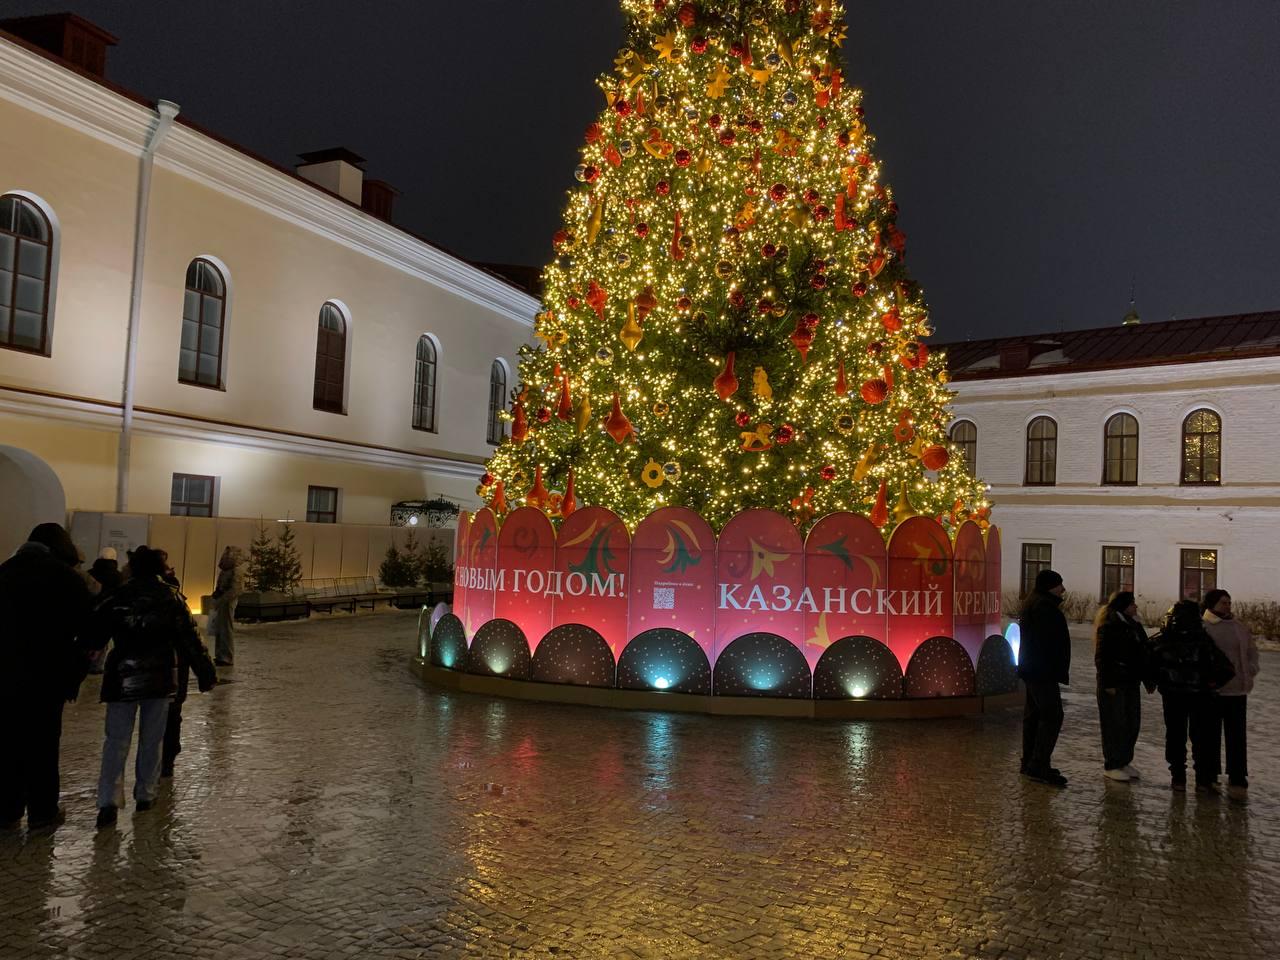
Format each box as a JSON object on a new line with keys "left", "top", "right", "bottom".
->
{"left": 1, "top": 611, "right": 1277, "bottom": 959}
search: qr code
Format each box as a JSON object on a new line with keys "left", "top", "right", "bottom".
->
{"left": 652, "top": 587, "right": 675, "bottom": 610}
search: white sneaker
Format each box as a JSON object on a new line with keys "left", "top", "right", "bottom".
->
{"left": 1124, "top": 765, "right": 1141, "bottom": 780}
{"left": 1104, "top": 768, "right": 1132, "bottom": 782}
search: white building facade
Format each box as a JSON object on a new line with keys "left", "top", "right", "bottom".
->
{"left": 943, "top": 313, "right": 1280, "bottom": 613}
{"left": 0, "top": 18, "right": 538, "bottom": 556}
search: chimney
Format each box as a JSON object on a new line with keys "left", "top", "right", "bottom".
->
{"left": 361, "top": 179, "right": 399, "bottom": 221}
{"left": 0, "top": 13, "right": 118, "bottom": 78}
{"left": 296, "top": 148, "right": 366, "bottom": 205}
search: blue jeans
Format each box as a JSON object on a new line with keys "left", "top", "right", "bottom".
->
{"left": 97, "top": 698, "right": 170, "bottom": 809}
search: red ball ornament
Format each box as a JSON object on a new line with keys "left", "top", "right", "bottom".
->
{"left": 614, "top": 99, "right": 632, "bottom": 117}
{"left": 729, "top": 41, "right": 745, "bottom": 59}
{"left": 921, "top": 445, "right": 950, "bottom": 471}
{"left": 676, "top": 296, "right": 693, "bottom": 311}
{"left": 814, "top": 205, "right": 830, "bottom": 221}
{"left": 761, "top": 243, "right": 777, "bottom": 258}
{"left": 535, "top": 407, "right": 551, "bottom": 424}
{"left": 812, "top": 259, "right": 827, "bottom": 272}
{"left": 804, "top": 189, "right": 821, "bottom": 206}
{"left": 719, "top": 129, "right": 736, "bottom": 146}
{"left": 691, "top": 36, "right": 709, "bottom": 53}
{"left": 734, "top": 410, "right": 751, "bottom": 428}
{"left": 837, "top": 132, "right": 851, "bottom": 148}
{"left": 816, "top": 115, "right": 828, "bottom": 129}
{"left": 656, "top": 180, "right": 671, "bottom": 196}
{"left": 582, "top": 165, "right": 600, "bottom": 183}
{"left": 636, "top": 222, "right": 650, "bottom": 238}
{"left": 729, "top": 290, "right": 747, "bottom": 309}
{"left": 860, "top": 378, "right": 889, "bottom": 405}
{"left": 708, "top": 113, "right": 722, "bottom": 128}
{"left": 481, "top": 472, "right": 495, "bottom": 487}
{"left": 801, "top": 312, "right": 820, "bottom": 329}
{"left": 673, "top": 149, "right": 692, "bottom": 167}
{"left": 756, "top": 298, "right": 773, "bottom": 314}
{"left": 566, "top": 295, "right": 581, "bottom": 309}
{"left": 776, "top": 424, "right": 795, "bottom": 445}
{"left": 810, "top": 273, "right": 828, "bottom": 290}
{"left": 678, "top": 2, "right": 697, "bottom": 27}
{"left": 867, "top": 340, "right": 883, "bottom": 355}
{"left": 852, "top": 281, "right": 868, "bottom": 297}
{"left": 770, "top": 183, "right": 789, "bottom": 202}
{"left": 749, "top": 119, "right": 764, "bottom": 134}
{"left": 820, "top": 464, "right": 837, "bottom": 482}
{"left": 552, "top": 229, "right": 570, "bottom": 248}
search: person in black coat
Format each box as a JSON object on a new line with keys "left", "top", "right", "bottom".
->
{"left": 81, "top": 546, "right": 217, "bottom": 829}
{"left": 0, "top": 523, "right": 94, "bottom": 831}
{"left": 1150, "top": 600, "right": 1233, "bottom": 793}
{"left": 1017, "top": 569, "right": 1071, "bottom": 787}
{"left": 1093, "top": 590, "right": 1149, "bottom": 782}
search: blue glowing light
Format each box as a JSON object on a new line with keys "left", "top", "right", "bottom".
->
{"left": 1005, "top": 622, "right": 1021, "bottom": 665}
{"left": 653, "top": 677, "right": 670, "bottom": 690}
{"left": 747, "top": 671, "right": 779, "bottom": 691}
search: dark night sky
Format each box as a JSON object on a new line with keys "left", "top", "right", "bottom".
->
{"left": 7, "top": 1, "right": 1280, "bottom": 339}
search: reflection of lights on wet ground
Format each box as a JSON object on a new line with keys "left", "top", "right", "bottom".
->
{"left": 653, "top": 676, "right": 670, "bottom": 689}
{"left": 1005, "top": 623, "right": 1020, "bottom": 665}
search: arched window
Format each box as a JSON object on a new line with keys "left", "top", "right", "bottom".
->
{"left": 949, "top": 420, "right": 978, "bottom": 475}
{"left": 178, "top": 258, "right": 226, "bottom": 387}
{"left": 1182, "top": 409, "right": 1221, "bottom": 485}
{"left": 1025, "top": 416, "right": 1057, "bottom": 486}
{"left": 1102, "top": 413, "right": 1139, "bottom": 485}
{"left": 0, "top": 193, "right": 53, "bottom": 355}
{"left": 313, "top": 302, "right": 347, "bottom": 414}
{"left": 486, "top": 360, "right": 507, "bottom": 445}
{"left": 412, "top": 334, "right": 439, "bottom": 432}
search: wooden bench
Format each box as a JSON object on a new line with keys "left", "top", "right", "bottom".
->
{"left": 300, "top": 576, "right": 394, "bottom": 614}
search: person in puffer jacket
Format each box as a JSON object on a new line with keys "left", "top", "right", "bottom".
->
{"left": 1201, "top": 589, "right": 1260, "bottom": 799}
{"left": 81, "top": 546, "right": 217, "bottom": 829}
{"left": 1149, "top": 600, "right": 1232, "bottom": 793}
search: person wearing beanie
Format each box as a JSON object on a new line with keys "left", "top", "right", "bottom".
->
{"left": 0, "top": 522, "right": 94, "bottom": 832}
{"left": 1017, "top": 569, "right": 1071, "bottom": 787}
{"left": 1150, "top": 600, "right": 1233, "bottom": 793}
{"left": 1093, "top": 590, "right": 1150, "bottom": 782}
{"left": 1201, "top": 589, "right": 1259, "bottom": 800}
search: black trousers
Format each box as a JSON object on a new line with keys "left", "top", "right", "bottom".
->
{"left": 1212, "top": 696, "right": 1249, "bottom": 786}
{"left": 1021, "top": 679, "right": 1064, "bottom": 773}
{"left": 1160, "top": 691, "right": 1217, "bottom": 783}
{"left": 0, "top": 693, "right": 65, "bottom": 823}
{"left": 162, "top": 662, "right": 190, "bottom": 771}
{"left": 1097, "top": 681, "right": 1141, "bottom": 770}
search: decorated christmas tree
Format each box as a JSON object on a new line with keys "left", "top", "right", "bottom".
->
{"left": 482, "top": 0, "right": 988, "bottom": 533}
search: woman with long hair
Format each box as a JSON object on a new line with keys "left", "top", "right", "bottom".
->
{"left": 1093, "top": 590, "right": 1148, "bottom": 782}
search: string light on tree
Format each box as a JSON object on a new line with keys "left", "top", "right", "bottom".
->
{"left": 481, "top": 0, "right": 987, "bottom": 534}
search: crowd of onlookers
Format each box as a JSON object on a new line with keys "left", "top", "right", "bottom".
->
{"left": 1017, "top": 569, "right": 1260, "bottom": 796}
{"left": 1, "top": 521, "right": 1264, "bottom": 833}
{"left": 0, "top": 523, "right": 241, "bottom": 832}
